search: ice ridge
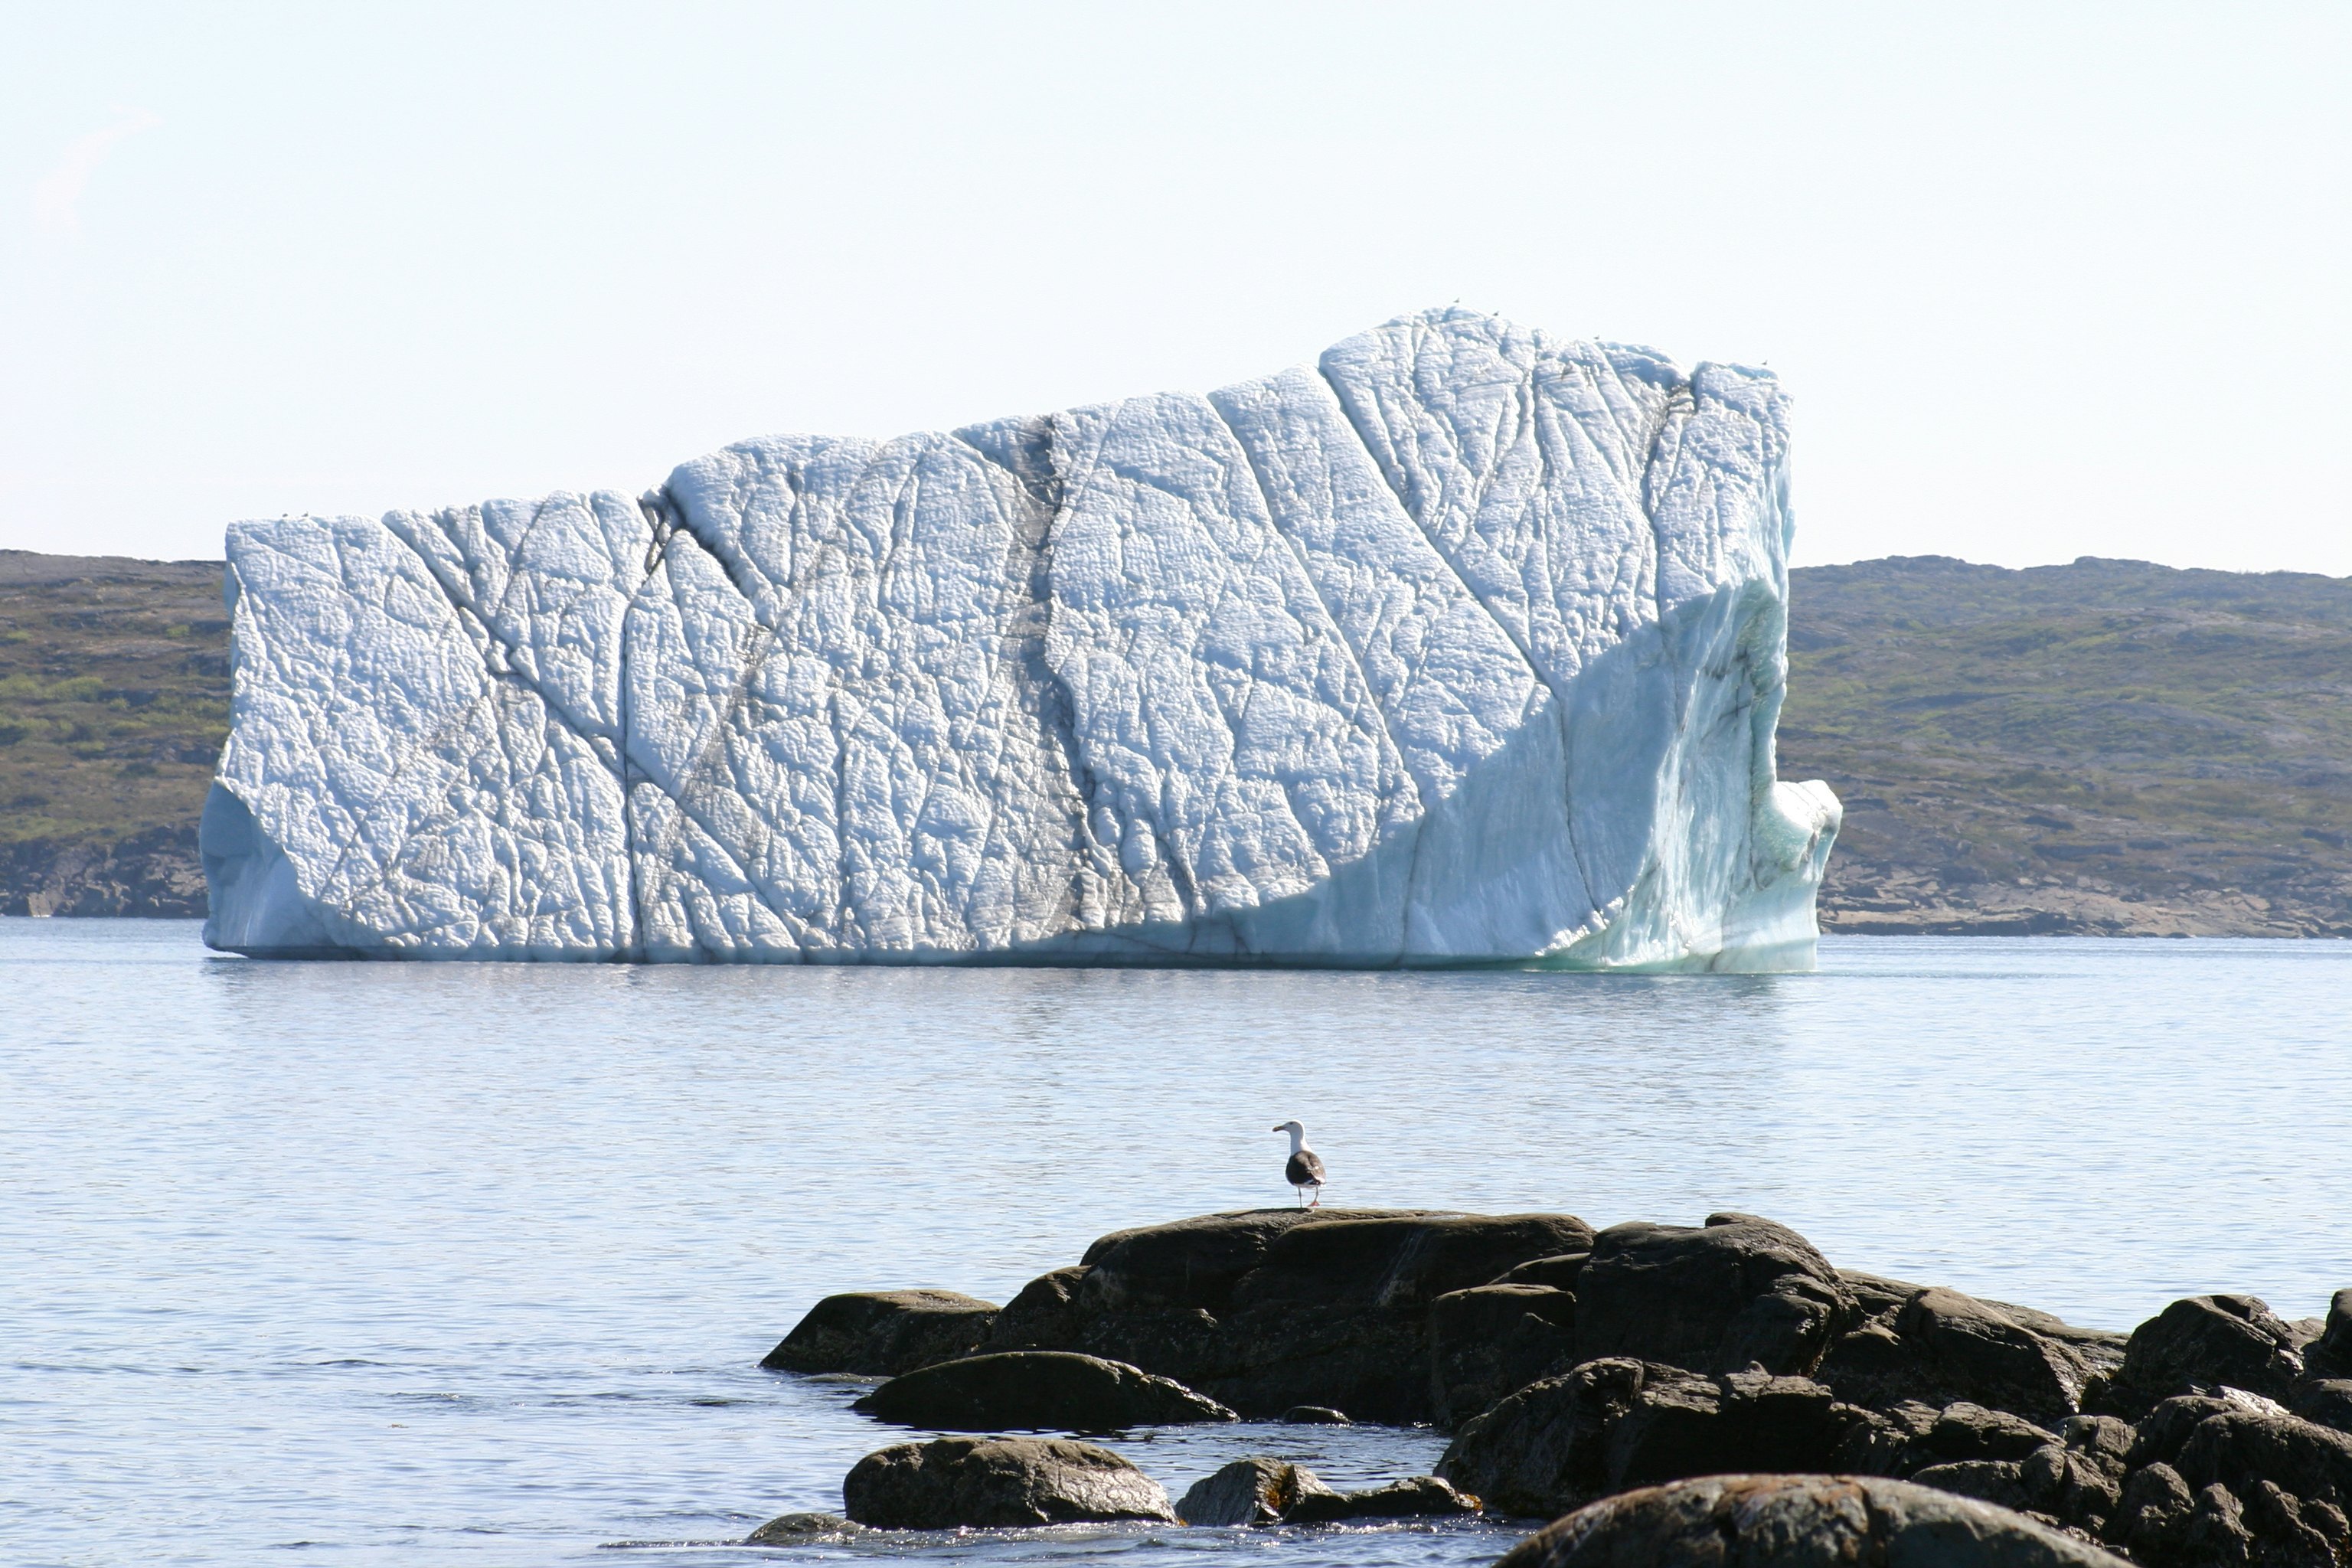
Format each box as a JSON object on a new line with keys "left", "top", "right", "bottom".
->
{"left": 200, "top": 307, "right": 1841, "bottom": 968}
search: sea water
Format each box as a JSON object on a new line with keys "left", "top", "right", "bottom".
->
{"left": 4, "top": 920, "right": 2347, "bottom": 1566}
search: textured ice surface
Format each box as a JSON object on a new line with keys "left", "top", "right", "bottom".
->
{"left": 201, "top": 309, "right": 1840, "bottom": 968}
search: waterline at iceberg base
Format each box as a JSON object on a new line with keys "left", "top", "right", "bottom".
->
{"left": 199, "top": 307, "right": 1840, "bottom": 969}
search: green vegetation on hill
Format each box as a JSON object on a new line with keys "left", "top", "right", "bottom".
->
{"left": 1779, "top": 555, "right": 2352, "bottom": 936}
{"left": 0, "top": 551, "right": 225, "bottom": 914}
{"left": 2, "top": 548, "right": 2346, "bottom": 934}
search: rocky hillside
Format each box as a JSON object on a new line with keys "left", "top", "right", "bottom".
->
{"left": 1779, "top": 556, "right": 2352, "bottom": 937}
{"left": 3, "top": 549, "right": 2347, "bottom": 935}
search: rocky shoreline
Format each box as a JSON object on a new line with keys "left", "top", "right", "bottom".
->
{"left": 755, "top": 1207, "right": 2352, "bottom": 1564}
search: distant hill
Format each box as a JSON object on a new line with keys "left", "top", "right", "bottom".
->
{"left": 1780, "top": 555, "right": 2352, "bottom": 936}
{"left": 0, "top": 551, "right": 224, "bottom": 915}
{"left": 3, "top": 548, "right": 2347, "bottom": 935}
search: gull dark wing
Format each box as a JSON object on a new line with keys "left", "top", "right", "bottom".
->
{"left": 1285, "top": 1150, "right": 1327, "bottom": 1187}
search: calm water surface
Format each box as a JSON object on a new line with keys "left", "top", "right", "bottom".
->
{"left": 4, "top": 920, "right": 2347, "bottom": 1567}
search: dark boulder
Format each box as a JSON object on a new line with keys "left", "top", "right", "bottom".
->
{"left": 982, "top": 1209, "right": 1591, "bottom": 1424}
{"left": 1228, "top": 1212, "right": 1596, "bottom": 1312}
{"left": 1573, "top": 1214, "right": 1851, "bottom": 1377}
{"left": 802, "top": 1209, "right": 1594, "bottom": 1426}
{"left": 2304, "top": 1289, "right": 2352, "bottom": 1381}
{"left": 1283, "top": 1405, "right": 1350, "bottom": 1423}
{"left": 850, "top": 1350, "right": 1234, "bottom": 1430}
{"left": 1436, "top": 1357, "right": 1855, "bottom": 1518}
{"left": 1909, "top": 1458, "right": 2034, "bottom": 1511}
{"left": 1076, "top": 1210, "right": 1321, "bottom": 1313}
{"left": 762, "top": 1289, "right": 998, "bottom": 1376}
{"left": 2007, "top": 1415, "right": 2134, "bottom": 1534}
{"left": 985, "top": 1266, "right": 1090, "bottom": 1351}
{"left": 1174, "top": 1457, "right": 1337, "bottom": 1526}
{"left": 1494, "top": 1253, "right": 1590, "bottom": 1292}
{"left": 2100, "top": 1295, "right": 2306, "bottom": 1416}
{"left": 2293, "top": 1379, "right": 2352, "bottom": 1435}
{"left": 1282, "top": 1475, "right": 1480, "bottom": 1524}
{"left": 841, "top": 1436, "right": 1174, "bottom": 1527}
{"left": 1492, "top": 1473, "right": 2132, "bottom": 1567}
{"left": 2171, "top": 1407, "right": 2352, "bottom": 1514}
{"left": 2110, "top": 1401, "right": 2352, "bottom": 1565}
{"left": 1916, "top": 1403, "right": 2062, "bottom": 1466}
{"left": 1819, "top": 1285, "right": 2103, "bottom": 1426}
{"left": 1429, "top": 1284, "right": 1577, "bottom": 1429}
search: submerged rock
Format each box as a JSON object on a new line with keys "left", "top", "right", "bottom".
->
{"left": 1174, "top": 1459, "right": 1476, "bottom": 1527}
{"left": 850, "top": 1349, "right": 1234, "bottom": 1429}
{"left": 743, "top": 1511, "right": 863, "bottom": 1543}
{"left": 200, "top": 307, "right": 1838, "bottom": 972}
{"left": 1175, "top": 1458, "right": 1340, "bottom": 1526}
{"left": 761, "top": 1289, "right": 998, "bottom": 1377}
{"left": 1493, "top": 1473, "right": 2131, "bottom": 1567}
{"left": 1281, "top": 1474, "right": 1480, "bottom": 1524}
{"left": 841, "top": 1436, "right": 1175, "bottom": 1528}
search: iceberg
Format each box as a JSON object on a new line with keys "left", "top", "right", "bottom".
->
{"left": 201, "top": 308, "right": 1840, "bottom": 969}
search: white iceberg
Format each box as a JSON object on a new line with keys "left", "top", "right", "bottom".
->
{"left": 201, "top": 308, "right": 1840, "bottom": 969}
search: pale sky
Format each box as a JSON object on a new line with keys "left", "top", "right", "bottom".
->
{"left": 2, "top": 2, "right": 2346, "bottom": 573}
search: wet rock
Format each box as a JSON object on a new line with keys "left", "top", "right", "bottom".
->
{"left": 2101, "top": 1295, "right": 2306, "bottom": 1416}
{"left": 2304, "top": 1289, "right": 2352, "bottom": 1381}
{"left": 985, "top": 1266, "right": 1090, "bottom": 1351}
{"left": 1492, "top": 1253, "right": 1590, "bottom": 1292}
{"left": 1282, "top": 1475, "right": 1479, "bottom": 1524}
{"left": 850, "top": 1351, "right": 1235, "bottom": 1430}
{"left": 1573, "top": 1213, "right": 1851, "bottom": 1377}
{"left": 762, "top": 1289, "right": 998, "bottom": 1376}
{"left": 2292, "top": 1378, "right": 2352, "bottom": 1435}
{"left": 1428, "top": 1284, "right": 1576, "bottom": 1429}
{"left": 1282, "top": 1405, "right": 1351, "bottom": 1423}
{"left": 1436, "top": 1357, "right": 1854, "bottom": 1518}
{"left": 1174, "top": 1457, "right": 1338, "bottom": 1526}
{"left": 743, "top": 1511, "right": 863, "bottom": 1542}
{"left": 842, "top": 1436, "right": 1176, "bottom": 1528}
{"left": 1819, "top": 1285, "right": 2101, "bottom": 1425}
{"left": 1493, "top": 1473, "right": 2132, "bottom": 1567}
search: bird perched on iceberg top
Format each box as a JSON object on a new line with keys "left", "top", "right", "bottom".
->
{"left": 1273, "top": 1120, "right": 1325, "bottom": 1207}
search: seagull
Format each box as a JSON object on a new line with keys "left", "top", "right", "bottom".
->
{"left": 1272, "top": 1120, "right": 1325, "bottom": 1208}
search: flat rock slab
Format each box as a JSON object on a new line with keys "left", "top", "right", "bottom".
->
{"left": 842, "top": 1436, "right": 1176, "bottom": 1528}
{"left": 763, "top": 1289, "right": 998, "bottom": 1377}
{"left": 1495, "top": 1473, "right": 2131, "bottom": 1566}
{"left": 851, "top": 1350, "right": 1235, "bottom": 1430}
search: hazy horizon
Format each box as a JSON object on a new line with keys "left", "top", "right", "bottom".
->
{"left": 5, "top": 3, "right": 2345, "bottom": 574}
